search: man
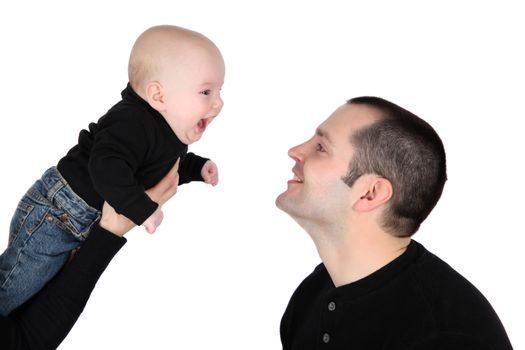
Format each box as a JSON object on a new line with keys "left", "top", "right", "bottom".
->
{"left": 276, "top": 97, "right": 513, "bottom": 349}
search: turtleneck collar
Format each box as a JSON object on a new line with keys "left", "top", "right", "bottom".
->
{"left": 120, "top": 83, "right": 187, "bottom": 147}
{"left": 121, "top": 83, "right": 160, "bottom": 116}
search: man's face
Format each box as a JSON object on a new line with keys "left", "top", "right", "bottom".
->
{"left": 276, "top": 103, "right": 379, "bottom": 225}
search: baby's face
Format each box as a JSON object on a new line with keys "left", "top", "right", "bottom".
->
{"left": 160, "top": 47, "right": 225, "bottom": 145}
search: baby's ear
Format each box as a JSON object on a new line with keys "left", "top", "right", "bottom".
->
{"left": 145, "top": 81, "right": 165, "bottom": 112}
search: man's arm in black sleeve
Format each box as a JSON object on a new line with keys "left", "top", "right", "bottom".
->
{"left": 0, "top": 225, "right": 126, "bottom": 350}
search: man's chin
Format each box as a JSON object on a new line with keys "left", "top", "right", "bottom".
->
{"left": 275, "top": 192, "right": 296, "bottom": 214}
{"left": 275, "top": 189, "right": 287, "bottom": 206}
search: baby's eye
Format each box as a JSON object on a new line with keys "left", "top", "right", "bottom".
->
{"left": 200, "top": 89, "right": 211, "bottom": 96}
{"left": 316, "top": 143, "right": 326, "bottom": 153}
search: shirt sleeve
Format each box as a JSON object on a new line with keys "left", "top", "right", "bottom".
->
{"left": 178, "top": 152, "right": 209, "bottom": 185}
{"left": 89, "top": 115, "right": 158, "bottom": 225}
{"left": 0, "top": 225, "right": 126, "bottom": 350}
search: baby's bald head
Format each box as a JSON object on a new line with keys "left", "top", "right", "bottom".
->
{"left": 128, "top": 25, "right": 221, "bottom": 95}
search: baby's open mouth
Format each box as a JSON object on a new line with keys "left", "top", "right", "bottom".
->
{"left": 197, "top": 117, "right": 215, "bottom": 133}
{"left": 197, "top": 119, "right": 207, "bottom": 131}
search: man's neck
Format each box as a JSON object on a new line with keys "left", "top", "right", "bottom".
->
{"left": 308, "top": 222, "right": 411, "bottom": 287}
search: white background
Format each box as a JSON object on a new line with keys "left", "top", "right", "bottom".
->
{"left": 1, "top": 1, "right": 523, "bottom": 349}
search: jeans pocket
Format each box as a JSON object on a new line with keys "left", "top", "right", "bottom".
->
{"left": 8, "top": 200, "right": 35, "bottom": 246}
{"left": 45, "top": 207, "right": 91, "bottom": 241}
{"left": 50, "top": 186, "right": 100, "bottom": 240}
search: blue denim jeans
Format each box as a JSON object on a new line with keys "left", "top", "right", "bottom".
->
{"left": 0, "top": 167, "right": 100, "bottom": 315}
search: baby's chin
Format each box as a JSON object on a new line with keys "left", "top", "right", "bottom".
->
{"left": 172, "top": 123, "right": 207, "bottom": 144}
{"left": 186, "top": 136, "right": 202, "bottom": 144}
{"left": 168, "top": 128, "right": 194, "bottom": 145}
{"left": 182, "top": 130, "right": 204, "bottom": 145}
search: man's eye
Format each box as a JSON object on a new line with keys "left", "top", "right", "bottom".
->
{"left": 316, "top": 143, "right": 326, "bottom": 152}
{"left": 200, "top": 89, "right": 211, "bottom": 96}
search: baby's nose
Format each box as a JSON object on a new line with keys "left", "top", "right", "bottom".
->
{"left": 214, "top": 96, "right": 224, "bottom": 109}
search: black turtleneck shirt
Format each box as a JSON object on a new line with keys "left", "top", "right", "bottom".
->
{"left": 57, "top": 84, "right": 208, "bottom": 225}
{"left": 280, "top": 240, "right": 513, "bottom": 350}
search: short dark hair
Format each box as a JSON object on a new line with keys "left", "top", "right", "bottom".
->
{"left": 342, "top": 96, "right": 447, "bottom": 237}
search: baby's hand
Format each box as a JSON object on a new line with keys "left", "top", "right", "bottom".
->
{"left": 142, "top": 207, "right": 164, "bottom": 234}
{"left": 201, "top": 160, "right": 219, "bottom": 186}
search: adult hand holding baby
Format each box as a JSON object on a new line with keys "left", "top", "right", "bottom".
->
{"left": 142, "top": 159, "right": 180, "bottom": 234}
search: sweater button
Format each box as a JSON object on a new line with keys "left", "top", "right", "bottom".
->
{"left": 328, "top": 301, "right": 336, "bottom": 311}
{"left": 322, "top": 333, "right": 330, "bottom": 343}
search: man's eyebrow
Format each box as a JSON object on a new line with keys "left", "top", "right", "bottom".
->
{"left": 316, "top": 128, "right": 333, "bottom": 146}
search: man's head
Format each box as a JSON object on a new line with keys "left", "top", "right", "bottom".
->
{"left": 128, "top": 25, "right": 225, "bottom": 145}
{"left": 276, "top": 97, "right": 446, "bottom": 238}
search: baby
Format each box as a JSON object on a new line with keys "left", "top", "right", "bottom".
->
{"left": 0, "top": 25, "right": 225, "bottom": 315}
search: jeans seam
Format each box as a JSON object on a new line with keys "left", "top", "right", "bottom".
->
{"left": 9, "top": 202, "right": 34, "bottom": 246}
{"left": 0, "top": 220, "right": 41, "bottom": 289}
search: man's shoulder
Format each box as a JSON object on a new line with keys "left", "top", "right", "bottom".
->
{"left": 410, "top": 241, "right": 483, "bottom": 300}
{"left": 280, "top": 262, "right": 331, "bottom": 336}
{"left": 286, "top": 263, "right": 330, "bottom": 304}
{"left": 305, "top": 263, "right": 330, "bottom": 287}
{"left": 407, "top": 241, "right": 511, "bottom": 348}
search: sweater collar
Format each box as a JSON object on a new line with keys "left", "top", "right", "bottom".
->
{"left": 121, "top": 83, "right": 160, "bottom": 116}
{"left": 323, "top": 239, "right": 421, "bottom": 301}
{"left": 120, "top": 83, "right": 187, "bottom": 147}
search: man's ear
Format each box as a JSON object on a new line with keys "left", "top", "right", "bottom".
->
{"left": 353, "top": 176, "right": 393, "bottom": 213}
{"left": 145, "top": 81, "right": 165, "bottom": 112}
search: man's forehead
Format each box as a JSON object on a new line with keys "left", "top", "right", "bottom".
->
{"left": 318, "top": 103, "right": 380, "bottom": 140}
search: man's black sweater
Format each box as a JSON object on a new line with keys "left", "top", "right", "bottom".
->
{"left": 280, "top": 240, "right": 513, "bottom": 349}
{"left": 58, "top": 84, "right": 208, "bottom": 225}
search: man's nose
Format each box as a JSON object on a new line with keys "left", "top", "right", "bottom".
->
{"left": 288, "top": 143, "right": 305, "bottom": 162}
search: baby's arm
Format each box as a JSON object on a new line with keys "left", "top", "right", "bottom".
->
{"left": 142, "top": 207, "right": 163, "bottom": 234}
{"left": 142, "top": 158, "right": 181, "bottom": 233}
{"left": 89, "top": 116, "right": 158, "bottom": 226}
{"left": 178, "top": 152, "right": 210, "bottom": 185}
{"left": 201, "top": 160, "right": 219, "bottom": 186}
